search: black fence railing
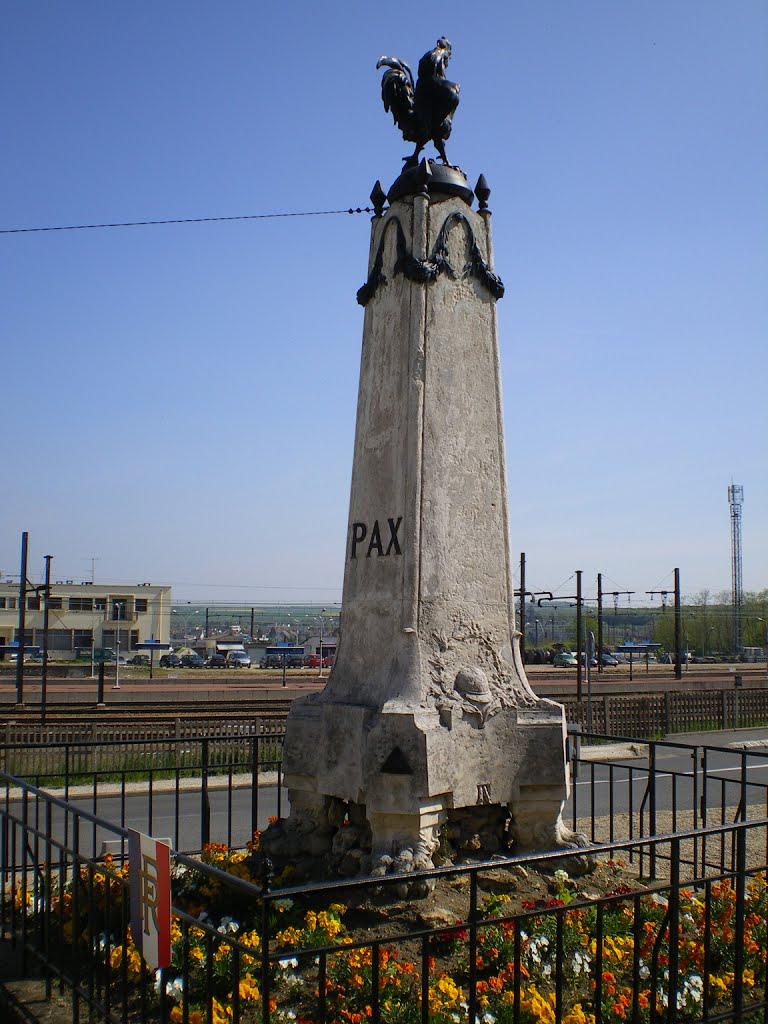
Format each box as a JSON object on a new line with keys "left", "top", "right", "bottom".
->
{"left": 0, "top": 731, "right": 285, "bottom": 856}
{"left": 562, "top": 685, "right": 768, "bottom": 737}
{"left": 3, "top": 733, "right": 768, "bottom": 1022}
{"left": 2, "top": 771, "right": 768, "bottom": 1024}
{"left": 568, "top": 729, "right": 768, "bottom": 877}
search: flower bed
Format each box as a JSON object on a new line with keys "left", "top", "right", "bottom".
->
{"left": 6, "top": 832, "right": 768, "bottom": 1024}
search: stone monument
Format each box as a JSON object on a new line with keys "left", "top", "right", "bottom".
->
{"left": 262, "top": 40, "right": 587, "bottom": 884}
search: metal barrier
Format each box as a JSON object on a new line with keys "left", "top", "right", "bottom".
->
{"left": 2, "top": 773, "right": 767, "bottom": 1023}
{"left": 3, "top": 733, "right": 768, "bottom": 1022}
{"left": 0, "top": 731, "right": 285, "bottom": 856}
{"left": 563, "top": 686, "right": 768, "bottom": 737}
{"left": 568, "top": 728, "right": 768, "bottom": 878}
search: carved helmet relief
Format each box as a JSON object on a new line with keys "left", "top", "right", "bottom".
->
{"left": 453, "top": 665, "right": 500, "bottom": 725}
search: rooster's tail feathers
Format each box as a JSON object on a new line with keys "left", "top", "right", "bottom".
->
{"left": 377, "top": 57, "right": 416, "bottom": 132}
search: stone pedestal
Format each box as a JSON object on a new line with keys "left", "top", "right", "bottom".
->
{"left": 262, "top": 169, "right": 586, "bottom": 883}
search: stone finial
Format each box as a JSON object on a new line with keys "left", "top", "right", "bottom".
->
{"left": 370, "top": 180, "right": 387, "bottom": 217}
{"left": 415, "top": 158, "right": 432, "bottom": 196}
{"left": 475, "top": 174, "right": 491, "bottom": 211}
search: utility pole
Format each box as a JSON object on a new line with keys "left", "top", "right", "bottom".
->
{"left": 519, "top": 552, "right": 526, "bottom": 663}
{"left": 597, "top": 574, "right": 603, "bottom": 674}
{"left": 575, "top": 571, "right": 583, "bottom": 700}
{"left": 112, "top": 600, "right": 124, "bottom": 690}
{"left": 674, "top": 567, "right": 682, "bottom": 681}
{"left": 16, "top": 532, "right": 28, "bottom": 705}
{"left": 538, "top": 573, "right": 584, "bottom": 698}
{"left": 728, "top": 484, "right": 744, "bottom": 655}
{"left": 318, "top": 610, "right": 325, "bottom": 679}
{"left": 40, "top": 555, "right": 52, "bottom": 723}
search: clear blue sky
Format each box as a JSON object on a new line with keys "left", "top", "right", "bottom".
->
{"left": 2, "top": 1, "right": 766, "bottom": 607}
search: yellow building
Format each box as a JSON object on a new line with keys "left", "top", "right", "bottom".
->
{"left": 0, "top": 582, "right": 171, "bottom": 659}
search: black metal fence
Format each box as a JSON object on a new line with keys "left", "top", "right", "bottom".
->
{"left": 2, "top": 733, "right": 768, "bottom": 1022}
{"left": 563, "top": 686, "right": 768, "bottom": 737}
{"left": 0, "top": 730, "right": 286, "bottom": 856}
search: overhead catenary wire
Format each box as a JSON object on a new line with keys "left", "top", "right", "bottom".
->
{"left": 0, "top": 206, "right": 374, "bottom": 236}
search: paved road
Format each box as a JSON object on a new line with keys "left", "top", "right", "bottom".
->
{"left": 568, "top": 727, "right": 768, "bottom": 822}
{"left": 5, "top": 783, "right": 288, "bottom": 862}
{"left": 7, "top": 728, "right": 768, "bottom": 865}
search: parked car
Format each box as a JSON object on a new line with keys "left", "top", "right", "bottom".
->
{"left": 207, "top": 653, "right": 227, "bottom": 669}
{"left": 553, "top": 651, "right": 578, "bottom": 668}
{"left": 127, "top": 655, "right": 150, "bottom": 667}
{"left": 304, "top": 654, "right": 334, "bottom": 669}
{"left": 226, "top": 651, "right": 251, "bottom": 669}
{"left": 600, "top": 652, "right": 620, "bottom": 667}
{"left": 260, "top": 649, "right": 305, "bottom": 668}
{"left": 578, "top": 653, "right": 598, "bottom": 668}
{"left": 180, "top": 653, "right": 206, "bottom": 669}
{"left": 159, "top": 654, "right": 182, "bottom": 668}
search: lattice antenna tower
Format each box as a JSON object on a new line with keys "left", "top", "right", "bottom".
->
{"left": 728, "top": 483, "right": 744, "bottom": 653}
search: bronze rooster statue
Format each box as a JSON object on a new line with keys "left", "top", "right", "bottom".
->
{"left": 377, "top": 37, "right": 460, "bottom": 168}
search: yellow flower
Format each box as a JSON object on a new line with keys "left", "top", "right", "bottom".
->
{"left": 211, "top": 999, "right": 233, "bottom": 1024}
{"left": 238, "top": 972, "right": 260, "bottom": 1003}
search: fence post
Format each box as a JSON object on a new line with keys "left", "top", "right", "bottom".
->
{"left": 721, "top": 689, "right": 728, "bottom": 730}
{"left": 667, "top": 836, "right": 681, "bottom": 1021}
{"left": 663, "top": 691, "right": 671, "bottom": 737}
{"left": 602, "top": 695, "right": 610, "bottom": 735}
{"left": 200, "top": 739, "right": 210, "bottom": 848}
{"left": 648, "top": 744, "right": 657, "bottom": 879}
{"left": 733, "top": 687, "right": 739, "bottom": 729}
{"left": 251, "top": 734, "right": 259, "bottom": 842}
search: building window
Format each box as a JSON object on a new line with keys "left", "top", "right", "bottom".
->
{"left": 47, "top": 597, "right": 63, "bottom": 610}
{"left": 73, "top": 629, "right": 93, "bottom": 652}
{"left": 94, "top": 597, "right": 106, "bottom": 611}
{"left": 0, "top": 597, "right": 13, "bottom": 609}
{"left": 111, "top": 600, "right": 128, "bottom": 621}
{"left": 130, "top": 629, "right": 139, "bottom": 650}
{"left": 69, "top": 597, "right": 93, "bottom": 612}
{"left": 102, "top": 629, "right": 130, "bottom": 650}
{"left": 135, "top": 598, "right": 148, "bottom": 613}
{"left": 43, "top": 629, "right": 73, "bottom": 651}
{"left": 13, "top": 629, "right": 34, "bottom": 645}
{"left": 27, "top": 596, "right": 41, "bottom": 611}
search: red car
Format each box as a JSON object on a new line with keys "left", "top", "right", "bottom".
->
{"left": 304, "top": 654, "right": 333, "bottom": 669}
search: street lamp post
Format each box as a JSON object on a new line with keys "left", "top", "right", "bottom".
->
{"left": 318, "top": 609, "right": 326, "bottom": 678}
{"left": 112, "top": 600, "right": 123, "bottom": 690}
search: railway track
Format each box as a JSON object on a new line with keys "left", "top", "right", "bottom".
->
{"left": 0, "top": 699, "right": 292, "bottom": 726}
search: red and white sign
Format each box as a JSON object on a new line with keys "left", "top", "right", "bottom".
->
{"left": 128, "top": 829, "right": 172, "bottom": 970}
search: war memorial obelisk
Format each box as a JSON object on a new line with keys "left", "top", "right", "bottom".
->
{"left": 263, "top": 39, "right": 586, "bottom": 883}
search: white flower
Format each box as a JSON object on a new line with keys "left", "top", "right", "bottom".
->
{"left": 274, "top": 898, "right": 294, "bottom": 912}
{"left": 571, "top": 951, "right": 591, "bottom": 976}
{"left": 154, "top": 973, "right": 184, "bottom": 999}
{"left": 554, "top": 869, "right": 570, "bottom": 885}
{"left": 166, "top": 977, "right": 184, "bottom": 1000}
{"left": 217, "top": 915, "right": 239, "bottom": 934}
{"left": 279, "top": 957, "right": 299, "bottom": 970}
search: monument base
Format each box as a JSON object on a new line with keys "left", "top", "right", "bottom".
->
{"left": 261, "top": 693, "right": 591, "bottom": 892}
